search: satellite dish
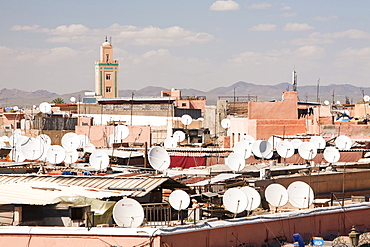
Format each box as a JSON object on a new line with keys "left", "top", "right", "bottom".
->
{"left": 276, "top": 140, "right": 294, "bottom": 158}
{"left": 290, "top": 139, "right": 303, "bottom": 149}
{"left": 113, "top": 198, "right": 144, "bottom": 228}
{"left": 268, "top": 136, "right": 281, "bottom": 149}
{"left": 1, "top": 136, "right": 10, "bottom": 143}
{"left": 240, "top": 134, "right": 255, "bottom": 146}
{"left": 36, "top": 134, "right": 52, "bottom": 146}
{"left": 233, "top": 141, "right": 252, "bottom": 159}
{"left": 164, "top": 137, "right": 177, "bottom": 149}
{"left": 335, "top": 135, "right": 352, "bottom": 150}
{"left": 225, "top": 153, "right": 246, "bottom": 172}
{"left": 324, "top": 100, "right": 330, "bottom": 105}
{"left": 336, "top": 101, "right": 341, "bottom": 105}
{"left": 310, "top": 136, "right": 326, "bottom": 149}
{"left": 39, "top": 102, "right": 52, "bottom": 113}
{"left": 78, "top": 135, "right": 90, "bottom": 149}
{"left": 298, "top": 142, "right": 317, "bottom": 160}
{"left": 364, "top": 95, "right": 370, "bottom": 102}
{"left": 148, "top": 146, "right": 170, "bottom": 172}
{"left": 107, "top": 134, "right": 116, "bottom": 147}
{"left": 89, "top": 150, "right": 110, "bottom": 170}
{"left": 46, "top": 145, "right": 66, "bottom": 164}
{"left": 64, "top": 149, "right": 79, "bottom": 164}
{"left": 169, "top": 190, "right": 190, "bottom": 210}
{"left": 15, "top": 136, "right": 30, "bottom": 149}
{"left": 114, "top": 125, "right": 130, "bottom": 141}
{"left": 9, "top": 149, "right": 25, "bottom": 162}
{"left": 0, "top": 140, "right": 6, "bottom": 149}
{"left": 20, "top": 137, "right": 44, "bottom": 160}
{"left": 61, "top": 133, "right": 81, "bottom": 151}
{"left": 287, "top": 181, "right": 314, "bottom": 209}
{"left": 240, "top": 187, "right": 261, "bottom": 211}
{"left": 173, "top": 130, "right": 186, "bottom": 142}
{"left": 70, "top": 97, "right": 76, "bottom": 103}
{"left": 323, "top": 147, "right": 340, "bottom": 163}
{"left": 181, "top": 114, "right": 192, "bottom": 126}
{"left": 265, "top": 183, "right": 289, "bottom": 207}
{"left": 221, "top": 119, "right": 231, "bottom": 129}
{"left": 83, "top": 143, "right": 96, "bottom": 153}
{"left": 223, "top": 188, "right": 248, "bottom": 214}
{"left": 251, "top": 140, "right": 272, "bottom": 158}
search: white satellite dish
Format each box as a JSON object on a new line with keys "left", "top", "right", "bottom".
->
{"left": 169, "top": 190, "right": 190, "bottom": 210}
{"left": 15, "top": 136, "right": 30, "bottom": 149}
{"left": 323, "top": 147, "right": 340, "bottom": 163}
{"left": 70, "top": 96, "right": 76, "bottom": 103}
{"left": 9, "top": 149, "right": 25, "bottom": 162}
{"left": 251, "top": 140, "right": 272, "bottom": 159}
{"left": 233, "top": 141, "right": 252, "bottom": 159}
{"left": 336, "top": 101, "right": 341, "bottom": 105}
{"left": 335, "top": 135, "right": 352, "bottom": 150}
{"left": 78, "top": 135, "right": 90, "bottom": 149}
{"left": 114, "top": 125, "right": 130, "bottom": 141}
{"left": 113, "top": 198, "right": 144, "bottom": 228}
{"left": 61, "top": 133, "right": 81, "bottom": 151}
{"left": 148, "top": 146, "right": 170, "bottom": 172}
{"left": 89, "top": 150, "right": 110, "bottom": 170}
{"left": 240, "top": 134, "right": 255, "bottom": 146}
{"left": 298, "top": 142, "right": 317, "bottom": 160}
{"left": 226, "top": 153, "right": 245, "bottom": 172}
{"left": 268, "top": 136, "right": 281, "bottom": 149}
{"left": 240, "top": 187, "right": 261, "bottom": 211}
{"left": 83, "top": 143, "right": 96, "bottom": 153}
{"left": 364, "top": 95, "right": 370, "bottom": 102}
{"left": 310, "top": 136, "right": 326, "bottom": 150}
{"left": 46, "top": 145, "right": 66, "bottom": 164}
{"left": 0, "top": 140, "right": 6, "bottom": 149}
{"left": 1, "top": 136, "right": 10, "bottom": 143}
{"left": 164, "top": 137, "right": 177, "bottom": 149}
{"left": 173, "top": 130, "right": 186, "bottom": 142}
{"left": 223, "top": 188, "right": 248, "bottom": 214}
{"left": 36, "top": 134, "right": 52, "bottom": 146}
{"left": 39, "top": 102, "right": 52, "bottom": 113}
{"left": 324, "top": 100, "right": 330, "bottom": 105}
{"left": 107, "top": 134, "right": 116, "bottom": 147}
{"left": 290, "top": 139, "right": 303, "bottom": 149}
{"left": 64, "top": 149, "right": 79, "bottom": 164}
{"left": 181, "top": 114, "right": 193, "bottom": 126}
{"left": 265, "top": 183, "right": 289, "bottom": 207}
{"left": 287, "top": 181, "right": 314, "bottom": 209}
{"left": 276, "top": 141, "right": 294, "bottom": 158}
{"left": 20, "top": 137, "right": 44, "bottom": 160}
{"left": 221, "top": 118, "right": 231, "bottom": 129}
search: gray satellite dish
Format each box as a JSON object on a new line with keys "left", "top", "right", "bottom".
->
{"left": 276, "top": 140, "right": 294, "bottom": 158}
{"left": 148, "top": 146, "right": 170, "bottom": 172}
{"left": 61, "top": 133, "right": 81, "bottom": 151}
{"left": 169, "top": 190, "right": 190, "bottom": 210}
{"left": 39, "top": 102, "right": 52, "bottom": 113}
{"left": 310, "top": 136, "right": 326, "bottom": 150}
{"left": 181, "top": 114, "right": 192, "bottom": 126}
{"left": 89, "top": 150, "right": 109, "bottom": 170}
{"left": 164, "top": 137, "right": 177, "bottom": 149}
{"left": 335, "top": 135, "right": 352, "bottom": 150}
{"left": 323, "top": 147, "right": 340, "bottom": 163}
{"left": 251, "top": 140, "right": 272, "bottom": 159}
{"left": 226, "top": 153, "right": 245, "bottom": 172}
{"left": 298, "top": 142, "right": 317, "bottom": 160}
{"left": 46, "top": 145, "right": 66, "bottom": 164}
{"left": 240, "top": 186, "right": 261, "bottom": 211}
{"left": 265, "top": 183, "right": 289, "bottom": 208}
{"left": 287, "top": 181, "right": 314, "bottom": 209}
{"left": 223, "top": 188, "right": 248, "bottom": 214}
{"left": 233, "top": 141, "right": 252, "bottom": 159}
{"left": 364, "top": 95, "right": 370, "bottom": 102}
{"left": 113, "top": 198, "right": 144, "bottom": 228}
{"left": 221, "top": 118, "right": 231, "bottom": 129}
{"left": 173, "top": 130, "right": 186, "bottom": 142}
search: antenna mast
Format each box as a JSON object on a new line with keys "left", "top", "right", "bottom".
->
{"left": 292, "top": 69, "right": 297, "bottom": 92}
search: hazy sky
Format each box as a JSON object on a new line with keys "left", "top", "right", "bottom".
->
{"left": 1, "top": 0, "right": 370, "bottom": 94}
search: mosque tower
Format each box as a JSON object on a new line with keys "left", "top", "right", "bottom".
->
{"left": 95, "top": 37, "right": 119, "bottom": 97}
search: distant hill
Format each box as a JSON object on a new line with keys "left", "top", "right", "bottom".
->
{"left": 1, "top": 82, "right": 369, "bottom": 108}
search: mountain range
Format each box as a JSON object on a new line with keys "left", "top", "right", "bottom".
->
{"left": 1, "top": 81, "right": 369, "bottom": 108}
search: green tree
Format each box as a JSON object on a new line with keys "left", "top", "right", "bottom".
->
{"left": 52, "top": 97, "right": 65, "bottom": 104}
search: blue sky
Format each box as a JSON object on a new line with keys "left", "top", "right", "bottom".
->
{"left": 1, "top": 0, "right": 370, "bottom": 94}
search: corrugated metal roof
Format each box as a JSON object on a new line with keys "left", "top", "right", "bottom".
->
{"left": 187, "top": 173, "right": 241, "bottom": 186}
{"left": 0, "top": 174, "right": 187, "bottom": 198}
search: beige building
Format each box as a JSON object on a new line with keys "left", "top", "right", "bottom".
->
{"left": 95, "top": 38, "right": 119, "bottom": 97}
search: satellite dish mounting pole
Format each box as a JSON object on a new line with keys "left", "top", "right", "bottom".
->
{"left": 234, "top": 200, "right": 240, "bottom": 218}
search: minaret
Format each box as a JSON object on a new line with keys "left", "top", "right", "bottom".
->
{"left": 292, "top": 69, "right": 297, "bottom": 92}
{"left": 95, "top": 37, "right": 119, "bottom": 97}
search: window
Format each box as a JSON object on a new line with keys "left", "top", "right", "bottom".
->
{"left": 106, "top": 74, "right": 111, "bottom": 80}
{"left": 182, "top": 103, "right": 187, "bottom": 107}
{"left": 106, "top": 87, "right": 111, "bottom": 93}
